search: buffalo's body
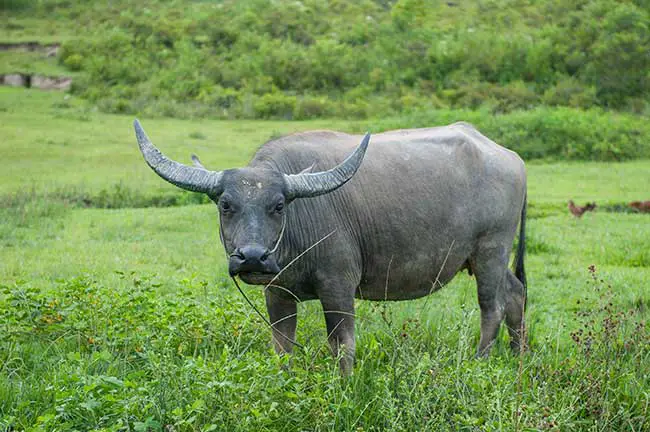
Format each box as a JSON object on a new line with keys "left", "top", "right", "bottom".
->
{"left": 250, "top": 122, "right": 527, "bottom": 370}
{"left": 135, "top": 121, "right": 527, "bottom": 373}
{"left": 252, "top": 123, "right": 525, "bottom": 300}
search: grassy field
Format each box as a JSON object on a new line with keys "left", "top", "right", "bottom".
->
{"left": 1, "top": 88, "right": 649, "bottom": 431}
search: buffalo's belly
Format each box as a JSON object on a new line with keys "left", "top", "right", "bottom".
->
{"left": 355, "top": 254, "right": 469, "bottom": 301}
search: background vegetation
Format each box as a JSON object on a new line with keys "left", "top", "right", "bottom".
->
{"left": 3, "top": 0, "right": 650, "bottom": 120}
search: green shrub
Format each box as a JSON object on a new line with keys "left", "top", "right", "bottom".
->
{"left": 252, "top": 93, "right": 296, "bottom": 119}
{"left": 202, "top": 86, "right": 241, "bottom": 111}
{"left": 293, "top": 96, "right": 335, "bottom": 120}
{"left": 340, "top": 101, "right": 370, "bottom": 120}
{"left": 585, "top": 3, "right": 650, "bottom": 106}
{"left": 97, "top": 97, "right": 133, "bottom": 115}
{"left": 443, "top": 81, "right": 540, "bottom": 113}
{"left": 61, "top": 53, "right": 83, "bottom": 71}
{"left": 491, "top": 108, "right": 650, "bottom": 161}
{"left": 2, "top": 184, "right": 211, "bottom": 210}
{"left": 542, "top": 78, "right": 599, "bottom": 109}
{"left": 549, "top": 1, "right": 650, "bottom": 107}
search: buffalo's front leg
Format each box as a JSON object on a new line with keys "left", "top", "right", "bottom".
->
{"left": 320, "top": 293, "right": 356, "bottom": 375}
{"left": 265, "top": 290, "right": 298, "bottom": 356}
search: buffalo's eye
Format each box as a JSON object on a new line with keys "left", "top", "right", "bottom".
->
{"left": 275, "top": 201, "right": 285, "bottom": 213}
{"left": 220, "top": 200, "right": 232, "bottom": 212}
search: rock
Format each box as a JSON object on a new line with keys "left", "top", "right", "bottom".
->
{"left": 31, "top": 75, "right": 72, "bottom": 90}
{"left": 2, "top": 74, "right": 26, "bottom": 87}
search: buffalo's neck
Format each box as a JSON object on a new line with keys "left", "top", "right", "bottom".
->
{"left": 271, "top": 196, "right": 360, "bottom": 299}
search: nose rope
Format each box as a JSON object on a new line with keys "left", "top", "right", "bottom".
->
{"left": 269, "top": 214, "right": 286, "bottom": 255}
{"left": 230, "top": 275, "right": 305, "bottom": 350}
{"left": 219, "top": 211, "right": 304, "bottom": 350}
{"left": 220, "top": 213, "right": 286, "bottom": 258}
{"left": 218, "top": 216, "right": 232, "bottom": 260}
{"left": 230, "top": 229, "right": 337, "bottom": 351}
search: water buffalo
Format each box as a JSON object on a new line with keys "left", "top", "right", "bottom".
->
{"left": 134, "top": 120, "right": 527, "bottom": 373}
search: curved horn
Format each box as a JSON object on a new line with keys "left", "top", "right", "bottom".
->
{"left": 134, "top": 120, "right": 223, "bottom": 194}
{"left": 284, "top": 132, "right": 370, "bottom": 199}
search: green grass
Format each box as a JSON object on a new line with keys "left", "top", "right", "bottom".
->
{"left": 0, "top": 87, "right": 356, "bottom": 198}
{"left": 3, "top": 88, "right": 649, "bottom": 205}
{"left": 526, "top": 160, "right": 650, "bottom": 206}
{"left": 1, "top": 87, "right": 649, "bottom": 430}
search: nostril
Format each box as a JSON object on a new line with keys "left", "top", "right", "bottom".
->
{"left": 235, "top": 245, "right": 271, "bottom": 265}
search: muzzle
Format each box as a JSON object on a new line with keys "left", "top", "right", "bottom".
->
{"left": 228, "top": 244, "right": 281, "bottom": 284}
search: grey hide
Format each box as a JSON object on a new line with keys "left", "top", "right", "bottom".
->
{"left": 134, "top": 121, "right": 528, "bottom": 374}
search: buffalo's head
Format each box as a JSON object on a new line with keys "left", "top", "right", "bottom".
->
{"left": 134, "top": 120, "right": 369, "bottom": 285}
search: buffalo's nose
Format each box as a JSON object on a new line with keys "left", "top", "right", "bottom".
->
{"left": 237, "top": 245, "right": 269, "bottom": 263}
{"left": 229, "top": 245, "right": 278, "bottom": 276}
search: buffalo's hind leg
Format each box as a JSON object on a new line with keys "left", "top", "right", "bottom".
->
{"left": 471, "top": 242, "right": 509, "bottom": 357}
{"left": 504, "top": 271, "right": 527, "bottom": 354}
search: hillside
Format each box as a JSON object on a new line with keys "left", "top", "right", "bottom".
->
{"left": 2, "top": 0, "right": 649, "bottom": 121}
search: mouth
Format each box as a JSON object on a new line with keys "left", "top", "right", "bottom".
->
{"left": 237, "top": 272, "right": 277, "bottom": 285}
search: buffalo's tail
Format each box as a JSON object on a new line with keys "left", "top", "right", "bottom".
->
{"left": 514, "top": 193, "right": 527, "bottom": 308}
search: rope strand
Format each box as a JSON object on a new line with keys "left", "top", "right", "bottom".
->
{"left": 231, "top": 276, "right": 305, "bottom": 350}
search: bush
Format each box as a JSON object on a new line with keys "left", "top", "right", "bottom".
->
{"left": 62, "top": 53, "right": 83, "bottom": 71}
{"left": 542, "top": 78, "right": 599, "bottom": 109}
{"left": 549, "top": 1, "right": 650, "bottom": 107}
{"left": 252, "top": 93, "right": 296, "bottom": 119}
{"left": 584, "top": 3, "right": 650, "bottom": 106}
{"left": 443, "top": 81, "right": 540, "bottom": 113}
{"left": 492, "top": 108, "right": 650, "bottom": 161}
{"left": 293, "top": 96, "right": 335, "bottom": 120}
{"left": 1, "top": 184, "right": 210, "bottom": 211}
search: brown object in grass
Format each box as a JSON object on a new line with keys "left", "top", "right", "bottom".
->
{"left": 629, "top": 201, "right": 650, "bottom": 212}
{"left": 568, "top": 200, "right": 597, "bottom": 218}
